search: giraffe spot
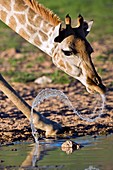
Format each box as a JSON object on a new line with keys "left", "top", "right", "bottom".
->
{"left": 0, "top": 10, "right": 7, "bottom": 22}
{"left": 34, "top": 36, "right": 42, "bottom": 46}
{"left": 39, "top": 30, "right": 48, "bottom": 42}
{"left": 44, "top": 24, "right": 52, "bottom": 33}
{"left": 58, "top": 60, "right": 66, "bottom": 69}
{"left": 15, "top": 14, "right": 26, "bottom": 25}
{"left": 48, "top": 27, "right": 55, "bottom": 36}
{"left": 51, "top": 44, "right": 57, "bottom": 54}
{"left": 27, "top": 8, "right": 53, "bottom": 35}
{"left": 27, "top": 25, "right": 36, "bottom": 34}
{"left": 14, "top": 0, "right": 27, "bottom": 11}
{"left": 66, "top": 62, "right": 72, "bottom": 72}
{"left": 27, "top": 8, "right": 41, "bottom": 27}
{"left": 9, "top": 16, "right": 17, "bottom": 30}
{"left": 19, "top": 28, "right": 30, "bottom": 40}
{"left": 42, "top": 21, "right": 52, "bottom": 33}
{"left": 0, "top": 0, "right": 11, "bottom": 11}
{"left": 27, "top": 8, "right": 36, "bottom": 21}
{"left": 32, "top": 15, "right": 42, "bottom": 27}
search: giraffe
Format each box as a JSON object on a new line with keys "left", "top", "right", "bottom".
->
{"left": 0, "top": 0, "right": 106, "bottom": 136}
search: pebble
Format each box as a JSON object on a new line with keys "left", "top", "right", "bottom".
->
{"left": 34, "top": 76, "right": 52, "bottom": 85}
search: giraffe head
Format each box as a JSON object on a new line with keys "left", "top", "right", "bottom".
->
{"left": 53, "top": 14, "right": 105, "bottom": 94}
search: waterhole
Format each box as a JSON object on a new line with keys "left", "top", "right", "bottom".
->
{"left": 0, "top": 135, "right": 113, "bottom": 169}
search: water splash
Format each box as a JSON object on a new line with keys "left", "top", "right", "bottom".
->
{"left": 31, "top": 107, "right": 39, "bottom": 144}
{"left": 73, "top": 94, "right": 106, "bottom": 122}
{"left": 31, "top": 88, "right": 105, "bottom": 142}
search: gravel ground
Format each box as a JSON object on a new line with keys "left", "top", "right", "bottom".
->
{"left": 0, "top": 39, "right": 113, "bottom": 145}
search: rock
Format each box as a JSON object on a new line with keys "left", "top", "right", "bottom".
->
{"left": 3, "top": 132, "right": 13, "bottom": 137}
{"left": 34, "top": 76, "right": 52, "bottom": 85}
{"left": 61, "top": 140, "right": 82, "bottom": 154}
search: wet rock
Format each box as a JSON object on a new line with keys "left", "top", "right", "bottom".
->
{"left": 61, "top": 140, "right": 82, "bottom": 154}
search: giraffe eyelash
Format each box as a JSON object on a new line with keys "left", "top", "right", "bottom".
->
{"left": 62, "top": 49, "right": 73, "bottom": 56}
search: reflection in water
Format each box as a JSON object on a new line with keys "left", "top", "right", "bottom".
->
{"left": 20, "top": 141, "right": 59, "bottom": 169}
{"left": 32, "top": 143, "right": 39, "bottom": 167}
{"left": 20, "top": 143, "right": 37, "bottom": 168}
{"left": 61, "top": 146, "right": 76, "bottom": 155}
{"left": 20, "top": 143, "right": 43, "bottom": 168}
{"left": 21, "top": 140, "right": 81, "bottom": 168}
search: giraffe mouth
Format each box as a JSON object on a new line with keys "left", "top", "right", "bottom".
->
{"left": 86, "top": 83, "right": 106, "bottom": 94}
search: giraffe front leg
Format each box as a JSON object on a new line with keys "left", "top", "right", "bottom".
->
{"left": 0, "top": 74, "right": 62, "bottom": 137}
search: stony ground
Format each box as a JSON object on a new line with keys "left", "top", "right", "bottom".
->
{"left": 0, "top": 38, "right": 113, "bottom": 145}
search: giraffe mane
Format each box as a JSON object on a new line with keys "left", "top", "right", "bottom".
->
{"left": 23, "top": 0, "right": 61, "bottom": 26}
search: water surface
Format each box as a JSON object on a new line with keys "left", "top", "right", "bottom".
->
{"left": 0, "top": 135, "right": 113, "bottom": 170}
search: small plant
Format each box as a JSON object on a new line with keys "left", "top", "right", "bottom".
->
{"left": 3, "top": 70, "right": 36, "bottom": 83}
{"left": 26, "top": 63, "right": 34, "bottom": 68}
{"left": 8, "top": 57, "right": 26, "bottom": 67}
{"left": 47, "top": 70, "right": 71, "bottom": 84}
{"left": 96, "top": 55, "right": 107, "bottom": 62}
{"left": 97, "top": 68, "right": 106, "bottom": 75}
{"left": 36, "top": 56, "right": 45, "bottom": 63}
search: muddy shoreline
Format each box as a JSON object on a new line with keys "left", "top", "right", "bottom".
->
{"left": 0, "top": 82, "right": 113, "bottom": 145}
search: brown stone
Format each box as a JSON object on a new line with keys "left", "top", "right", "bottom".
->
{"left": 61, "top": 140, "right": 81, "bottom": 154}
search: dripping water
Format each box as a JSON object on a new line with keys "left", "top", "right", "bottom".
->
{"left": 73, "top": 94, "right": 106, "bottom": 122}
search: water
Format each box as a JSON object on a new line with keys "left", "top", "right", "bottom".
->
{"left": 73, "top": 94, "right": 106, "bottom": 122}
{"left": 0, "top": 135, "right": 113, "bottom": 170}
{"left": 20, "top": 88, "right": 106, "bottom": 169}
{"left": 31, "top": 88, "right": 75, "bottom": 143}
{"left": 31, "top": 88, "right": 105, "bottom": 143}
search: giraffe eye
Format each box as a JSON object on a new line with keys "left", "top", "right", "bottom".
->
{"left": 62, "top": 49, "right": 73, "bottom": 56}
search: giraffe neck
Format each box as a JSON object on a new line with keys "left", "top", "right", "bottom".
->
{"left": 0, "top": 0, "right": 61, "bottom": 56}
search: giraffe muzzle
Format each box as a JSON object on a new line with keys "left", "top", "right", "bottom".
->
{"left": 86, "top": 80, "right": 106, "bottom": 94}
{"left": 94, "top": 83, "right": 106, "bottom": 94}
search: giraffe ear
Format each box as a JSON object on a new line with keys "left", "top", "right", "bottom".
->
{"left": 51, "top": 23, "right": 63, "bottom": 43}
{"left": 83, "top": 20, "right": 94, "bottom": 36}
{"left": 54, "top": 30, "right": 65, "bottom": 43}
{"left": 54, "top": 23, "right": 67, "bottom": 43}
